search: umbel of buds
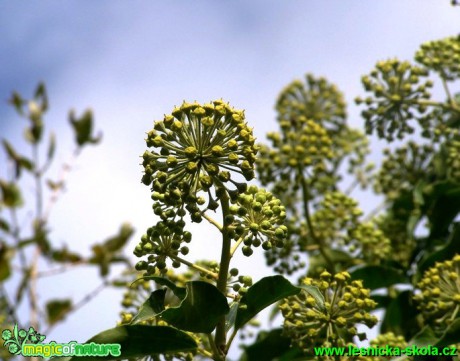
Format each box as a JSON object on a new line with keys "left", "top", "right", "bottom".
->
{"left": 355, "top": 59, "right": 433, "bottom": 141}
{"left": 228, "top": 186, "right": 288, "bottom": 256}
{"left": 141, "top": 100, "right": 258, "bottom": 220}
{"left": 414, "top": 254, "right": 460, "bottom": 331}
{"left": 280, "top": 271, "right": 378, "bottom": 353}
{"left": 415, "top": 35, "right": 460, "bottom": 81}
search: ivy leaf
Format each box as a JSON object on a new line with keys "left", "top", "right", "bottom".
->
{"left": 235, "top": 276, "right": 301, "bottom": 330}
{"left": 69, "top": 109, "right": 102, "bottom": 147}
{"left": 0, "top": 244, "right": 13, "bottom": 281}
{"left": 381, "top": 290, "right": 419, "bottom": 341}
{"left": 417, "top": 222, "right": 460, "bottom": 281}
{"left": 436, "top": 318, "right": 460, "bottom": 348}
{"left": 46, "top": 299, "right": 72, "bottom": 325}
{"left": 161, "top": 281, "right": 229, "bottom": 333}
{"left": 51, "top": 246, "right": 83, "bottom": 263}
{"left": 130, "top": 289, "right": 166, "bottom": 324}
{"left": 47, "top": 132, "right": 56, "bottom": 162}
{"left": 241, "top": 329, "right": 295, "bottom": 361}
{"left": 226, "top": 302, "right": 239, "bottom": 332}
{"left": 133, "top": 276, "right": 186, "bottom": 299}
{"left": 66, "top": 325, "right": 197, "bottom": 361}
{"left": 349, "top": 265, "right": 408, "bottom": 290}
{"left": 0, "top": 180, "right": 23, "bottom": 208}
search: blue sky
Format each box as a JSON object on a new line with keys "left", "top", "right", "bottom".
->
{"left": 1, "top": 1, "right": 459, "bottom": 357}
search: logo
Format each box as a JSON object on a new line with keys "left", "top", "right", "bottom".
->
{"left": 2, "top": 324, "right": 121, "bottom": 358}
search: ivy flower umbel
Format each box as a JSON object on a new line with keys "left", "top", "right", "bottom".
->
{"left": 142, "top": 100, "right": 258, "bottom": 218}
{"left": 276, "top": 73, "right": 347, "bottom": 135}
{"left": 134, "top": 219, "right": 192, "bottom": 274}
{"left": 415, "top": 35, "right": 460, "bottom": 81}
{"left": 280, "top": 271, "right": 378, "bottom": 353}
{"left": 414, "top": 254, "right": 460, "bottom": 331}
{"left": 228, "top": 186, "right": 288, "bottom": 256}
{"left": 355, "top": 59, "right": 433, "bottom": 141}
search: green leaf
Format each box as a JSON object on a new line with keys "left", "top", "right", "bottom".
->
{"left": 436, "top": 318, "right": 460, "bottom": 347}
{"left": 130, "top": 289, "right": 166, "bottom": 324}
{"left": 133, "top": 276, "right": 186, "bottom": 299}
{"left": 0, "top": 244, "right": 13, "bottom": 281}
{"left": 235, "top": 276, "right": 300, "bottom": 330}
{"left": 51, "top": 247, "right": 83, "bottom": 263}
{"left": 300, "top": 284, "right": 326, "bottom": 312}
{"left": 226, "top": 302, "right": 239, "bottom": 332}
{"left": 307, "top": 249, "right": 354, "bottom": 276}
{"left": 34, "top": 82, "right": 48, "bottom": 112}
{"left": 349, "top": 265, "right": 408, "bottom": 290}
{"left": 69, "top": 109, "right": 102, "bottom": 147}
{"left": 47, "top": 132, "right": 56, "bottom": 161}
{"left": 9, "top": 91, "right": 24, "bottom": 115}
{"left": 0, "top": 217, "right": 10, "bottom": 232}
{"left": 66, "top": 325, "right": 197, "bottom": 361}
{"left": 46, "top": 299, "right": 72, "bottom": 325}
{"left": 417, "top": 222, "right": 460, "bottom": 279}
{"left": 424, "top": 181, "right": 460, "bottom": 238}
{"left": 242, "top": 329, "right": 293, "bottom": 361}
{"left": 381, "top": 290, "right": 419, "bottom": 340}
{"left": 161, "top": 281, "right": 229, "bottom": 333}
{"left": 0, "top": 180, "right": 23, "bottom": 208}
{"left": 408, "top": 325, "right": 438, "bottom": 347}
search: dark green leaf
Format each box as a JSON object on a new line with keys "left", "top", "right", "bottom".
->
{"left": 242, "top": 329, "right": 293, "bottom": 361}
{"left": 0, "top": 217, "right": 10, "bottom": 232}
{"left": 0, "top": 180, "right": 23, "bottom": 208}
{"left": 131, "top": 289, "right": 166, "bottom": 324}
{"left": 46, "top": 299, "right": 72, "bottom": 325}
{"left": 9, "top": 92, "right": 24, "bottom": 115}
{"left": 436, "top": 318, "right": 460, "bottom": 347}
{"left": 235, "top": 276, "right": 300, "bottom": 330}
{"left": 307, "top": 249, "right": 354, "bottom": 276}
{"left": 300, "top": 284, "right": 326, "bottom": 312}
{"left": 47, "top": 132, "right": 56, "bottom": 161}
{"left": 66, "top": 325, "right": 197, "bottom": 361}
{"left": 34, "top": 82, "right": 48, "bottom": 112}
{"left": 371, "top": 294, "right": 392, "bottom": 309}
{"left": 133, "top": 276, "right": 186, "bottom": 300}
{"left": 51, "top": 247, "right": 83, "bottom": 263}
{"left": 417, "top": 222, "right": 460, "bottom": 280}
{"left": 349, "top": 265, "right": 408, "bottom": 290}
{"left": 161, "top": 281, "right": 229, "bottom": 333}
{"left": 0, "top": 244, "right": 13, "bottom": 281}
{"left": 226, "top": 302, "right": 239, "bottom": 332}
{"left": 408, "top": 325, "right": 438, "bottom": 347}
{"left": 381, "top": 290, "right": 419, "bottom": 340}
{"left": 69, "top": 109, "right": 102, "bottom": 147}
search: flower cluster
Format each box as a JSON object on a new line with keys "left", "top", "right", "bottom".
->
{"left": 374, "top": 212, "right": 416, "bottom": 267}
{"left": 375, "top": 142, "right": 434, "bottom": 198}
{"left": 276, "top": 73, "right": 347, "bottom": 134}
{"left": 228, "top": 186, "right": 288, "bottom": 256}
{"left": 280, "top": 271, "right": 378, "bottom": 353}
{"left": 415, "top": 36, "right": 460, "bottom": 81}
{"left": 142, "top": 100, "right": 258, "bottom": 222}
{"left": 446, "top": 138, "right": 460, "bottom": 183}
{"left": 347, "top": 222, "right": 391, "bottom": 263}
{"left": 361, "top": 332, "right": 409, "bottom": 361}
{"left": 256, "top": 117, "right": 334, "bottom": 189}
{"left": 134, "top": 220, "right": 192, "bottom": 274}
{"left": 355, "top": 59, "right": 433, "bottom": 141}
{"left": 413, "top": 254, "right": 460, "bottom": 331}
{"left": 265, "top": 217, "right": 307, "bottom": 275}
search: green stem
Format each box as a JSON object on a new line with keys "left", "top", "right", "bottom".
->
{"left": 169, "top": 255, "right": 218, "bottom": 280}
{"left": 203, "top": 212, "right": 223, "bottom": 231}
{"left": 297, "top": 167, "right": 335, "bottom": 272}
{"left": 214, "top": 190, "right": 232, "bottom": 358}
{"left": 230, "top": 234, "right": 246, "bottom": 258}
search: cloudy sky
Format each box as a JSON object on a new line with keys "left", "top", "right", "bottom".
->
{"left": 1, "top": 1, "right": 459, "bottom": 357}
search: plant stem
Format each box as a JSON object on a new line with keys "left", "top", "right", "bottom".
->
{"left": 297, "top": 167, "right": 335, "bottom": 272}
{"left": 203, "top": 212, "right": 223, "bottom": 231}
{"left": 169, "top": 255, "right": 218, "bottom": 280}
{"left": 230, "top": 234, "right": 246, "bottom": 258}
{"left": 214, "top": 191, "right": 232, "bottom": 358}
